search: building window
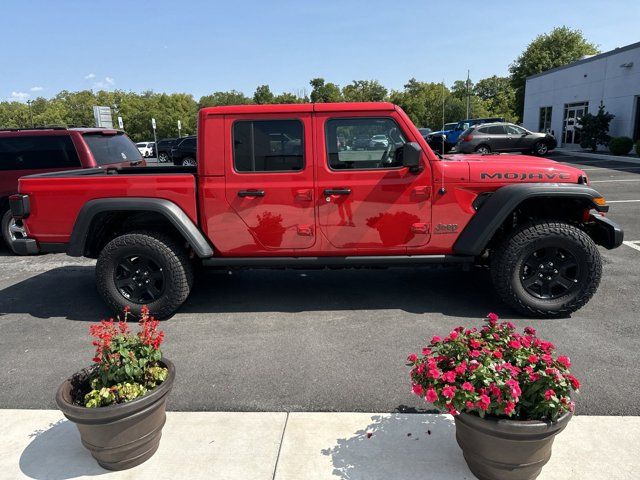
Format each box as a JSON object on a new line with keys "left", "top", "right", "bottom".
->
{"left": 539, "top": 107, "right": 552, "bottom": 133}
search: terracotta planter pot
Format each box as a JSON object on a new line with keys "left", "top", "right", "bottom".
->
{"left": 454, "top": 411, "right": 572, "bottom": 480}
{"left": 55, "top": 358, "right": 175, "bottom": 471}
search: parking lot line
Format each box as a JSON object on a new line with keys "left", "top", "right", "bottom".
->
{"left": 607, "top": 199, "right": 640, "bottom": 203}
{"left": 582, "top": 166, "right": 640, "bottom": 171}
{"left": 623, "top": 241, "right": 640, "bottom": 252}
{"left": 590, "top": 179, "right": 640, "bottom": 183}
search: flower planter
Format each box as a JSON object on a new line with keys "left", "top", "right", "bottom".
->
{"left": 454, "top": 411, "right": 572, "bottom": 480}
{"left": 55, "top": 358, "right": 174, "bottom": 471}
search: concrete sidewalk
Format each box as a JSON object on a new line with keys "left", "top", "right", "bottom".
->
{"left": 1, "top": 410, "right": 638, "bottom": 480}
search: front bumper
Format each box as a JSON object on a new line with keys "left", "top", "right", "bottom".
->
{"left": 590, "top": 214, "right": 624, "bottom": 249}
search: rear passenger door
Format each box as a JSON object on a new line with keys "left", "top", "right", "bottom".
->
{"left": 223, "top": 114, "right": 316, "bottom": 250}
{"left": 485, "top": 125, "right": 508, "bottom": 151}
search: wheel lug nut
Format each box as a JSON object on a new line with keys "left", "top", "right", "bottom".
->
{"left": 547, "top": 276, "right": 552, "bottom": 280}
{"left": 539, "top": 264, "right": 544, "bottom": 269}
{"left": 539, "top": 273, "right": 543, "bottom": 277}
{"left": 554, "top": 269, "right": 558, "bottom": 274}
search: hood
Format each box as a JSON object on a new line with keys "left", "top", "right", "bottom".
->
{"left": 445, "top": 153, "right": 586, "bottom": 184}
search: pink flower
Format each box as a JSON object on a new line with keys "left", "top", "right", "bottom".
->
{"left": 487, "top": 312, "right": 499, "bottom": 324}
{"left": 470, "top": 350, "right": 481, "bottom": 358}
{"left": 407, "top": 353, "right": 418, "bottom": 363}
{"left": 528, "top": 354, "right": 539, "bottom": 363}
{"left": 566, "top": 374, "right": 580, "bottom": 390}
{"left": 492, "top": 350, "right": 503, "bottom": 359}
{"left": 529, "top": 372, "right": 541, "bottom": 382}
{"left": 557, "top": 356, "right": 571, "bottom": 368}
{"left": 449, "top": 331, "right": 459, "bottom": 341}
{"left": 509, "top": 340, "right": 522, "bottom": 349}
{"left": 428, "top": 368, "right": 441, "bottom": 379}
{"left": 442, "top": 371, "right": 456, "bottom": 383}
{"left": 477, "top": 394, "right": 491, "bottom": 411}
{"left": 442, "top": 385, "right": 457, "bottom": 399}
{"left": 466, "top": 401, "right": 475, "bottom": 409}
{"left": 412, "top": 384, "right": 424, "bottom": 396}
{"left": 469, "top": 339, "right": 481, "bottom": 349}
{"left": 504, "top": 401, "right": 516, "bottom": 415}
{"left": 506, "top": 379, "right": 522, "bottom": 399}
{"left": 431, "top": 336, "right": 442, "bottom": 344}
{"left": 455, "top": 361, "right": 467, "bottom": 375}
{"left": 426, "top": 387, "right": 438, "bottom": 403}
{"left": 462, "top": 382, "right": 474, "bottom": 392}
{"left": 446, "top": 403, "right": 459, "bottom": 415}
{"left": 524, "top": 326, "right": 536, "bottom": 335}
{"left": 545, "top": 389, "right": 556, "bottom": 400}
{"left": 541, "top": 354, "right": 553, "bottom": 365}
{"left": 422, "top": 347, "right": 431, "bottom": 355}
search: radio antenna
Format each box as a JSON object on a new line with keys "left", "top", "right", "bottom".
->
{"left": 439, "top": 79, "right": 446, "bottom": 195}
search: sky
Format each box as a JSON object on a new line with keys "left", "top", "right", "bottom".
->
{"left": 1, "top": 0, "right": 639, "bottom": 102}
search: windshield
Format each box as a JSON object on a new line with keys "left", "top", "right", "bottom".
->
{"left": 84, "top": 133, "right": 143, "bottom": 165}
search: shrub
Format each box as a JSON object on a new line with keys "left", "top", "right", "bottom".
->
{"left": 609, "top": 136, "right": 634, "bottom": 155}
{"left": 578, "top": 102, "right": 614, "bottom": 152}
{"left": 407, "top": 313, "right": 579, "bottom": 421}
{"left": 83, "top": 306, "right": 168, "bottom": 408}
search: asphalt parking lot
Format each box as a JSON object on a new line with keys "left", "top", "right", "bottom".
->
{"left": 1, "top": 153, "right": 639, "bottom": 415}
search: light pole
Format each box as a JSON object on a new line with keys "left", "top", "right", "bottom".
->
{"left": 26, "top": 100, "right": 34, "bottom": 128}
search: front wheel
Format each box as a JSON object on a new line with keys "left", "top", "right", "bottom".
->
{"left": 96, "top": 231, "right": 194, "bottom": 319}
{"left": 158, "top": 152, "right": 170, "bottom": 163}
{"left": 2, "top": 209, "right": 23, "bottom": 254}
{"left": 490, "top": 221, "right": 602, "bottom": 317}
{"left": 182, "top": 157, "right": 197, "bottom": 166}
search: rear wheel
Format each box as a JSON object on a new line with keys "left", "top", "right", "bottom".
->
{"left": 475, "top": 144, "right": 491, "bottom": 154}
{"left": 96, "top": 231, "right": 194, "bottom": 319}
{"left": 532, "top": 141, "right": 549, "bottom": 156}
{"left": 158, "top": 152, "right": 170, "bottom": 163}
{"left": 491, "top": 221, "right": 601, "bottom": 317}
{"left": 2, "top": 209, "right": 23, "bottom": 254}
{"left": 182, "top": 157, "right": 197, "bottom": 166}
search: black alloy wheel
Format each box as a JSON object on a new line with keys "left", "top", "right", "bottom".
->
{"left": 520, "top": 246, "right": 579, "bottom": 299}
{"left": 114, "top": 254, "right": 166, "bottom": 304}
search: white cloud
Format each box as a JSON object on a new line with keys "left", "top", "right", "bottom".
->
{"left": 93, "top": 76, "right": 115, "bottom": 90}
{"left": 30, "top": 86, "right": 44, "bottom": 92}
{"left": 11, "top": 91, "right": 30, "bottom": 100}
{"left": 84, "top": 73, "right": 96, "bottom": 79}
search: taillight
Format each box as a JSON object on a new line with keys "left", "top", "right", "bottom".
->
{"left": 463, "top": 135, "right": 473, "bottom": 142}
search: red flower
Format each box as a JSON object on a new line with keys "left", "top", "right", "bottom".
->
{"left": 508, "top": 340, "right": 522, "bottom": 349}
{"left": 487, "top": 312, "right": 499, "bottom": 324}
{"left": 407, "top": 353, "right": 418, "bottom": 363}
{"left": 431, "top": 336, "right": 442, "bottom": 344}
{"left": 506, "top": 379, "right": 522, "bottom": 399}
{"left": 545, "top": 389, "right": 556, "bottom": 400}
{"left": 469, "top": 339, "right": 481, "bottom": 349}
{"left": 492, "top": 350, "right": 503, "bottom": 359}
{"left": 462, "top": 382, "right": 474, "bottom": 392}
{"left": 446, "top": 403, "right": 459, "bottom": 415}
{"left": 528, "top": 354, "right": 539, "bottom": 363}
{"left": 557, "top": 356, "right": 571, "bottom": 368}
{"left": 566, "top": 374, "right": 580, "bottom": 390}
{"left": 470, "top": 350, "right": 481, "bottom": 358}
{"left": 504, "top": 401, "right": 516, "bottom": 415}
{"left": 421, "top": 347, "right": 431, "bottom": 355}
{"left": 524, "top": 326, "right": 536, "bottom": 335}
{"left": 412, "top": 384, "right": 424, "bottom": 396}
{"left": 442, "top": 371, "right": 456, "bottom": 383}
{"left": 428, "top": 368, "right": 441, "bottom": 379}
{"left": 449, "top": 331, "right": 459, "bottom": 341}
{"left": 455, "top": 361, "right": 467, "bottom": 375}
{"left": 426, "top": 387, "right": 438, "bottom": 403}
{"left": 477, "top": 394, "right": 491, "bottom": 411}
{"left": 442, "top": 385, "right": 457, "bottom": 399}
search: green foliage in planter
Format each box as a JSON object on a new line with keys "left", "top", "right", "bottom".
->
{"left": 577, "top": 102, "right": 614, "bottom": 152}
{"left": 84, "top": 306, "right": 168, "bottom": 408}
{"left": 609, "top": 136, "right": 634, "bottom": 156}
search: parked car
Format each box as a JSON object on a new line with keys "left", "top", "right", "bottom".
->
{"left": 428, "top": 118, "right": 506, "bottom": 153}
{"left": 352, "top": 135, "right": 370, "bottom": 150}
{"left": 156, "top": 138, "right": 179, "bottom": 163}
{"left": 136, "top": 142, "right": 155, "bottom": 158}
{"left": 170, "top": 135, "right": 197, "bottom": 166}
{"left": 1, "top": 127, "right": 143, "bottom": 252}
{"left": 417, "top": 127, "right": 432, "bottom": 138}
{"left": 456, "top": 122, "right": 558, "bottom": 156}
{"left": 369, "top": 134, "right": 389, "bottom": 148}
{"left": 12, "top": 102, "right": 622, "bottom": 319}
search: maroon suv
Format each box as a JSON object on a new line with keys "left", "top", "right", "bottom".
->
{"left": 1, "top": 127, "right": 144, "bottom": 252}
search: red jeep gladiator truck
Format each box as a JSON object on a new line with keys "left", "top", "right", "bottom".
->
{"left": 10, "top": 103, "right": 623, "bottom": 318}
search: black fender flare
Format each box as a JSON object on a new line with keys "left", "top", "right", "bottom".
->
{"left": 452, "top": 183, "right": 609, "bottom": 256}
{"left": 68, "top": 198, "right": 214, "bottom": 258}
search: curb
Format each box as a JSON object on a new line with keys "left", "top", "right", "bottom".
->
{"left": 2, "top": 409, "right": 639, "bottom": 479}
{"left": 555, "top": 148, "right": 640, "bottom": 165}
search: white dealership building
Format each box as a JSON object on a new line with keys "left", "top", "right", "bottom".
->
{"left": 522, "top": 41, "right": 640, "bottom": 148}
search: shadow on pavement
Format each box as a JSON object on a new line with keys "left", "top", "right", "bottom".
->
{"left": 321, "top": 414, "right": 472, "bottom": 480}
{"left": 551, "top": 153, "right": 640, "bottom": 175}
{"left": 0, "top": 265, "right": 509, "bottom": 320}
{"left": 20, "top": 419, "right": 106, "bottom": 479}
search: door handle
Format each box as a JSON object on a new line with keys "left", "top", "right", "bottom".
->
{"left": 130, "top": 160, "right": 143, "bottom": 166}
{"left": 323, "top": 188, "right": 351, "bottom": 196}
{"left": 238, "top": 189, "right": 265, "bottom": 198}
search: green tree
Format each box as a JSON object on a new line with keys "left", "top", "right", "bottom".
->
{"left": 510, "top": 26, "right": 599, "bottom": 119}
{"left": 309, "top": 78, "right": 342, "bottom": 103}
{"left": 198, "top": 90, "right": 251, "bottom": 109}
{"left": 577, "top": 102, "right": 614, "bottom": 152}
{"left": 474, "top": 76, "right": 517, "bottom": 121}
{"left": 273, "top": 92, "right": 307, "bottom": 104}
{"left": 253, "top": 85, "right": 275, "bottom": 104}
{"left": 342, "top": 80, "right": 387, "bottom": 102}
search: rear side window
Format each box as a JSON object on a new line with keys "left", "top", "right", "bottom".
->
{"left": 83, "top": 133, "right": 143, "bottom": 165}
{"left": 233, "top": 120, "right": 304, "bottom": 172}
{"left": 0, "top": 135, "right": 80, "bottom": 171}
{"left": 486, "top": 126, "right": 506, "bottom": 135}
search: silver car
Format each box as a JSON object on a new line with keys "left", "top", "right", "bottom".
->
{"left": 456, "top": 122, "right": 557, "bottom": 156}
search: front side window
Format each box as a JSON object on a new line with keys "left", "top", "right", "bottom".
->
{"left": 0, "top": 135, "right": 81, "bottom": 171}
{"left": 233, "top": 120, "right": 303, "bottom": 172}
{"left": 506, "top": 125, "right": 527, "bottom": 135}
{"left": 325, "top": 117, "right": 406, "bottom": 170}
{"left": 83, "top": 133, "right": 143, "bottom": 165}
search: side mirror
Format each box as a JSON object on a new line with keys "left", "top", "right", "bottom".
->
{"left": 402, "top": 142, "right": 422, "bottom": 172}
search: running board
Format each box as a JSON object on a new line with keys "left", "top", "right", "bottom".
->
{"left": 201, "top": 255, "right": 474, "bottom": 268}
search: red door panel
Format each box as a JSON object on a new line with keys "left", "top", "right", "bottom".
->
{"left": 314, "top": 112, "right": 432, "bottom": 253}
{"left": 223, "top": 114, "right": 316, "bottom": 251}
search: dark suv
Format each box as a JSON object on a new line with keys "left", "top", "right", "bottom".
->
{"left": 456, "top": 122, "right": 557, "bottom": 156}
{"left": 0, "top": 127, "right": 143, "bottom": 252}
{"left": 170, "top": 136, "right": 197, "bottom": 166}
{"left": 156, "top": 138, "right": 180, "bottom": 163}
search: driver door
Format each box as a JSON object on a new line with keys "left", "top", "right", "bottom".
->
{"left": 314, "top": 112, "right": 432, "bottom": 253}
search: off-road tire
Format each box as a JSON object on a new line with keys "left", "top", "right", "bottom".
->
{"left": 491, "top": 221, "right": 602, "bottom": 318}
{"left": 96, "top": 231, "right": 194, "bottom": 319}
